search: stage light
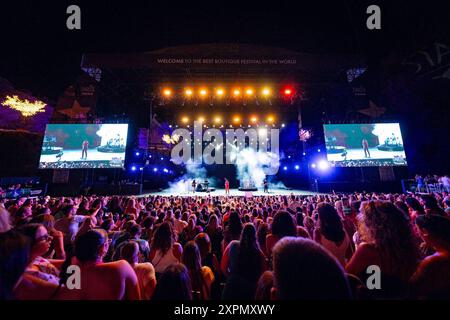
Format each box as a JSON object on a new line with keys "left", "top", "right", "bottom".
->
{"left": 295, "top": 165, "right": 300, "bottom": 170}
{"left": 317, "top": 148, "right": 321, "bottom": 152}
{"left": 216, "top": 88, "right": 225, "bottom": 97}
{"left": 198, "top": 116, "right": 205, "bottom": 123}
{"left": 149, "top": 155, "right": 152, "bottom": 158}
{"left": 233, "top": 89, "right": 241, "bottom": 97}
{"left": 283, "top": 88, "right": 293, "bottom": 96}
{"left": 199, "top": 89, "right": 208, "bottom": 97}
{"left": 153, "top": 167, "right": 158, "bottom": 172}
{"left": 131, "top": 166, "right": 137, "bottom": 171}
{"left": 163, "top": 168, "right": 169, "bottom": 173}
{"left": 214, "top": 116, "right": 221, "bottom": 124}
{"left": 185, "top": 88, "right": 193, "bottom": 97}
{"left": 135, "top": 152, "right": 140, "bottom": 156}
{"left": 245, "top": 88, "right": 254, "bottom": 96}
{"left": 139, "top": 167, "right": 144, "bottom": 171}
{"left": 160, "top": 157, "right": 164, "bottom": 161}
{"left": 288, "top": 155, "right": 291, "bottom": 159}
{"left": 311, "top": 163, "right": 316, "bottom": 168}
{"left": 281, "top": 123, "right": 285, "bottom": 127}
{"left": 267, "top": 115, "right": 274, "bottom": 123}
{"left": 250, "top": 116, "right": 258, "bottom": 123}
{"left": 302, "top": 152, "right": 306, "bottom": 156}
{"left": 258, "top": 128, "right": 267, "bottom": 136}
{"left": 181, "top": 116, "right": 189, "bottom": 124}
{"left": 163, "top": 89, "right": 172, "bottom": 97}
{"left": 233, "top": 116, "right": 241, "bottom": 123}
{"left": 318, "top": 160, "right": 329, "bottom": 170}
{"left": 262, "top": 88, "right": 271, "bottom": 96}
{"left": 169, "top": 125, "right": 172, "bottom": 128}
{"left": 283, "top": 166, "right": 288, "bottom": 171}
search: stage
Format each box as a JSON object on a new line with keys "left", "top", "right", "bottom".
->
{"left": 326, "top": 147, "right": 406, "bottom": 162}
{"left": 142, "top": 187, "right": 320, "bottom": 197}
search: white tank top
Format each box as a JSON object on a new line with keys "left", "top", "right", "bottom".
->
{"left": 151, "top": 248, "right": 178, "bottom": 273}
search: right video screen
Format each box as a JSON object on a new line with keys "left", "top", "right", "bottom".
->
{"left": 323, "top": 123, "right": 407, "bottom": 167}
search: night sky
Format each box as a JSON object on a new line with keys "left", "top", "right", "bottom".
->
{"left": 1, "top": 1, "right": 448, "bottom": 100}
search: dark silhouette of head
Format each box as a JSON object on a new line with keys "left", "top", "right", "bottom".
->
{"left": 272, "top": 237, "right": 351, "bottom": 299}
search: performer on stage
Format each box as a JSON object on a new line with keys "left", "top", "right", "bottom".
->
{"left": 362, "top": 138, "right": 370, "bottom": 158}
{"left": 81, "top": 139, "right": 89, "bottom": 159}
{"left": 203, "top": 179, "right": 209, "bottom": 192}
{"left": 224, "top": 178, "right": 230, "bottom": 195}
{"left": 263, "top": 177, "right": 269, "bottom": 193}
{"left": 192, "top": 179, "right": 196, "bottom": 193}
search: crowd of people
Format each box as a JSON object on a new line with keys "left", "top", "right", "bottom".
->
{"left": 415, "top": 174, "right": 450, "bottom": 193}
{"left": 1, "top": 189, "right": 450, "bottom": 300}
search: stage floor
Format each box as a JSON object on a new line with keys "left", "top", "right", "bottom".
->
{"left": 142, "top": 188, "right": 319, "bottom": 197}
{"left": 326, "top": 147, "right": 406, "bottom": 162}
{"left": 39, "top": 149, "right": 125, "bottom": 162}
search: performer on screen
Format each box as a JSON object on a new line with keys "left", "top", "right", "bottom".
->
{"left": 263, "top": 177, "right": 269, "bottom": 193}
{"left": 362, "top": 138, "right": 370, "bottom": 158}
{"left": 81, "top": 139, "right": 89, "bottom": 159}
{"left": 192, "top": 179, "right": 196, "bottom": 193}
{"left": 224, "top": 178, "right": 230, "bottom": 195}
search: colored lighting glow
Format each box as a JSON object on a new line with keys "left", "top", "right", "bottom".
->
{"left": 181, "top": 116, "right": 189, "bottom": 123}
{"left": 160, "top": 157, "right": 164, "bottom": 160}
{"left": 284, "top": 88, "right": 293, "bottom": 96}
{"left": 163, "top": 89, "right": 172, "bottom": 97}
{"left": 1, "top": 95, "right": 46, "bottom": 117}
{"left": 262, "top": 88, "right": 271, "bottom": 96}
{"left": 267, "top": 115, "right": 274, "bottom": 123}
{"left": 258, "top": 128, "right": 267, "bottom": 135}
{"left": 245, "top": 88, "right": 254, "bottom": 96}
{"left": 199, "top": 89, "right": 208, "bottom": 97}
{"left": 139, "top": 167, "right": 144, "bottom": 171}
{"left": 131, "top": 166, "right": 136, "bottom": 171}
{"left": 283, "top": 166, "right": 288, "bottom": 171}
{"left": 216, "top": 88, "right": 224, "bottom": 96}
{"left": 214, "top": 116, "right": 221, "bottom": 124}
{"left": 233, "top": 116, "right": 241, "bottom": 123}
{"left": 163, "top": 168, "right": 169, "bottom": 173}
{"left": 135, "top": 152, "right": 140, "bottom": 156}
{"left": 318, "top": 160, "right": 330, "bottom": 170}
{"left": 250, "top": 116, "right": 258, "bottom": 123}
{"left": 185, "top": 89, "right": 193, "bottom": 97}
{"left": 295, "top": 165, "right": 300, "bottom": 170}
{"left": 317, "top": 148, "right": 321, "bottom": 152}
{"left": 281, "top": 123, "right": 285, "bottom": 127}
{"left": 153, "top": 168, "right": 158, "bottom": 172}
{"left": 311, "top": 163, "right": 316, "bottom": 168}
{"left": 198, "top": 116, "right": 205, "bottom": 123}
{"left": 233, "top": 89, "right": 241, "bottom": 97}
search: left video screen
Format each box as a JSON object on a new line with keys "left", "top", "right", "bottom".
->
{"left": 39, "top": 123, "right": 129, "bottom": 169}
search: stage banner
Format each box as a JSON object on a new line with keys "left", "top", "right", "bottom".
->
{"left": 52, "top": 169, "right": 70, "bottom": 183}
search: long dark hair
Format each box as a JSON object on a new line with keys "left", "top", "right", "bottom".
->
{"left": 271, "top": 211, "right": 296, "bottom": 238}
{"left": 182, "top": 241, "right": 208, "bottom": 299}
{"left": 317, "top": 203, "right": 345, "bottom": 243}
{"left": 152, "top": 263, "right": 192, "bottom": 300}
{"left": 236, "top": 223, "right": 264, "bottom": 281}
{"left": 151, "top": 222, "right": 174, "bottom": 255}
{"left": 227, "top": 211, "right": 242, "bottom": 237}
{"left": 0, "top": 230, "right": 30, "bottom": 300}
{"left": 17, "top": 223, "right": 43, "bottom": 248}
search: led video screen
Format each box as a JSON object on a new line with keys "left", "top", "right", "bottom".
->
{"left": 323, "top": 123, "right": 407, "bottom": 167}
{"left": 39, "top": 123, "right": 128, "bottom": 169}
